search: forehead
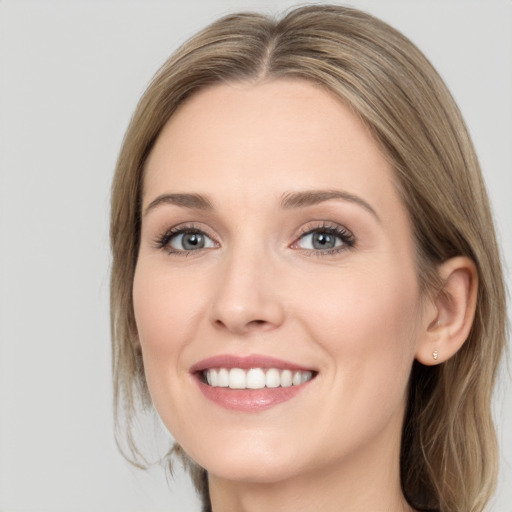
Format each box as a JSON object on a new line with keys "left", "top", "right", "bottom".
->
{"left": 143, "top": 79, "right": 398, "bottom": 213}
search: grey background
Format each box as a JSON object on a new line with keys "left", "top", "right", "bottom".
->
{"left": 0, "top": 0, "right": 510, "bottom": 510}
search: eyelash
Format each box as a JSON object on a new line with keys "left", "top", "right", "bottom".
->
{"left": 154, "top": 224, "right": 218, "bottom": 256}
{"left": 154, "top": 222, "right": 356, "bottom": 256}
{"left": 293, "top": 222, "right": 356, "bottom": 256}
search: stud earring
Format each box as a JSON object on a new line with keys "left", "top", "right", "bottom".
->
{"left": 433, "top": 350, "right": 439, "bottom": 361}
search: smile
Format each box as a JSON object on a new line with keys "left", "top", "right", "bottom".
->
{"left": 204, "top": 367, "right": 314, "bottom": 389}
{"left": 191, "top": 354, "right": 317, "bottom": 411}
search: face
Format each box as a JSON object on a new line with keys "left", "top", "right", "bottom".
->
{"left": 133, "top": 80, "right": 426, "bottom": 484}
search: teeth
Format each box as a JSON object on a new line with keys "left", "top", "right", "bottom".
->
{"left": 301, "top": 371, "right": 312, "bottom": 384}
{"left": 265, "top": 368, "right": 280, "bottom": 388}
{"left": 206, "top": 369, "right": 217, "bottom": 386}
{"left": 246, "top": 368, "right": 266, "bottom": 389}
{"left": 281, "top": 369, "right": 293, "bottom": 387}
{"left": 229, "top": 368, "right": 246, "bottom": 389}
{"left": 217, "top": 368, "right": 229, "bottom": 387}
{"left": 204, "top": 368, "right": 314, "bottom": 389}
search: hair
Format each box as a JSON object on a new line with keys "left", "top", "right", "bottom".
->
{"left": 110, "top": 5, "right": 507, "bottom": 512}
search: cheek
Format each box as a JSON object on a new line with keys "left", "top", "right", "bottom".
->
{"left": 302, "top": 260, "right": 419, "bottom": 336}
{"left": 286, "top": 264, "right": 421, "bottom": 462}
{"left": 132, "top": 264, "right": 207, "bottom": 392}
{"left": 299, "top": 262, "right": 421, "bottom": 398}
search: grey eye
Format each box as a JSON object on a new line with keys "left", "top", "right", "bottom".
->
{"left": 170, "top": 231, "right": 215, "bottom": 251}
{"left": 298, "top": 231, "right": 344, "bottom": 250}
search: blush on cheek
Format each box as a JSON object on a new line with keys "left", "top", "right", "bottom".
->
{"left": 304, "top": 268, "right": 420, "bottom": 399}
{"left": 134, "top": 268, "right": 190, "bottom": 344}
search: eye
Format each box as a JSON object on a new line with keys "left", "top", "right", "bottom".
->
{"left": 157, "top": 227, "right": 217, "bottom": 254}
{"left": 170, "top": 231, "right": 215, "bottom": 251}
{"left": 293, "top": 225, "right": 355, "bottom": 253}
{"left": 298, "top": 231, "right": 343, "bottom": 250}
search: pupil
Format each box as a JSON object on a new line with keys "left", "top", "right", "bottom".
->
{"left": 183, "top": 233, "right": 204, "bottom": 250}
{"left": 313, "top": 232, "right": 335, "bottom": 249}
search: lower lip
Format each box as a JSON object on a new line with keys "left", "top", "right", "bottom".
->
{"left": 195, "top": 379, "right": 312, "bottom": 412}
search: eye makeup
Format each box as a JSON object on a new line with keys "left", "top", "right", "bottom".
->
{"left": 152, "top": 219, "right": 356, "bottom": 258}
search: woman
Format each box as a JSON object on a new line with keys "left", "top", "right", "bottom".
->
{"left": 110, "top": 5, "right": 507, "bottom": 511}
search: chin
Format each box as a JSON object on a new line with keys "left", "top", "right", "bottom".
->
{"left": 180, "top": 432, "right": 307, "bottom": 484}
{"left": 205, "top": 458, "right": 302, "bottom": 485}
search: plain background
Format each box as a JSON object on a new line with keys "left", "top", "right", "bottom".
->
{"left": 0, "top": 0, "right": 510, "bottom": 510}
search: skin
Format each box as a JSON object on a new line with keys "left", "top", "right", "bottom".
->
{"left": 133, "top": 79, "right": 434, "bottom": 511}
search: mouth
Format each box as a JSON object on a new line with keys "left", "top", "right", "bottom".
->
{"left": 190, "top": 354, "right": 317, "bottom": 411}
{"left": 201, "top": 367, "right": 315, "bottom": 389}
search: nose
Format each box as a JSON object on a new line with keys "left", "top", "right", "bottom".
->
{"left": 210, "top": 245, "right": 285, "bottom": 335}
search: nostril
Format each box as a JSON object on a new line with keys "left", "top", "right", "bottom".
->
{"left": 213, "top": 318, "right": 268, "bottom": 333}
{"left": 248, "top": 319, "right": 267, "bottom": 328}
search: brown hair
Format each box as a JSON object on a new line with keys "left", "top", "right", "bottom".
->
{"left": 110, "top": 5, "right": 507, "bottom": 511}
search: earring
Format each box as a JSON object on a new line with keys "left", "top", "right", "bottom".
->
{"left": 432, "top": 350, "right": 439, "bottom": 361}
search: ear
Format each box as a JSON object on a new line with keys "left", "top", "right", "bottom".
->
{"left": 415, "top": 256, "right": 478, "bottom": 366}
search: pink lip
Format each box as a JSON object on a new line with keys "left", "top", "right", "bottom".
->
{"left": 190, "top": 354, "right": 313, "bottom": 373}
{"left": 190, "top": 354, "right": 316, "bottom": 413}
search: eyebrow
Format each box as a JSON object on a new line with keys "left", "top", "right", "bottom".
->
{"left": 280, "top": 189, "right": 380, "bottom": 221}
{"left": 143, "top": 189, "right": 379, "bottom": 221}
{"left": 143, "top": 193, "right": 214, "bottom": 216}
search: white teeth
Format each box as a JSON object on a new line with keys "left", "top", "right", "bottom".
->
{"left": 265, "top": 368, "right": 280, "bottom": 388}
{"left": 281, "top": 369, "right": 293, "bottom": 387}
{"left": 207, "top": 369, "right": 218, "bottom": 386}
{"left": 246, "top": 368, "right": 266, "bottom": 389}
{"left": 204, "top": 367, "right": 314, "bottom": 389}
{"left": 217, "top": 368, "right": 229, "bottom": 387}
{"left": 229, "top": 368, "right": 246, "bottom": 389}
{"left": 301, "top": 371, "right": 313, "bottom": 383}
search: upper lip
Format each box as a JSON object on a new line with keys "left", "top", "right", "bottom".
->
{"left": 190, "top": 354, "right": 315, "bottom": 374}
